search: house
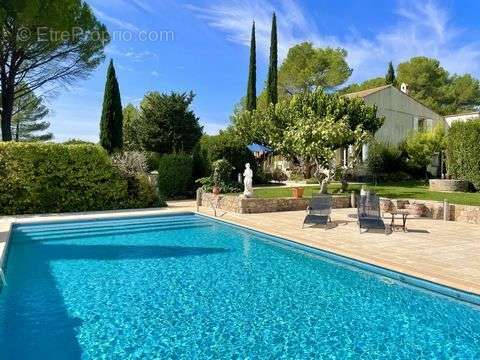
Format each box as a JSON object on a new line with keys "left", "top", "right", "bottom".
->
{"left": 268, "top": 84, "right": 448, "bottom": 179}
{"left": 444, "top": 111, "right": 480, "bottom": 127}
{"left": 335, "top": 84, "right": 446, "bottom": 177}
{"left": 344, "top": 84, "right": 446, "bottom": 147}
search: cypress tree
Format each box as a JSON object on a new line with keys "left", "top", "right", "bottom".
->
{"left": 266, "top": 12, "right": 278, "bottom": 105}
{"left": 246, "top": 21, "right": 257, "bottom": 111}
{"left": 100, "top": 60, "right": 123, "bottom": 153}
{"left": 385, "top": 61, "right": 396, "bottom": 85}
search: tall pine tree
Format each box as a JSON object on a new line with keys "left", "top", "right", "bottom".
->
{"left": 266, "top": 12, "right": 278, "bottom": 105}
{"left": 385, "top": 61, "right": 396, "bottom": 85}
{"left": 100, "top": 60, "right": 123, "bottom": 153}
{"left": 246, "top": 21, "right": 257, "bottom": 111}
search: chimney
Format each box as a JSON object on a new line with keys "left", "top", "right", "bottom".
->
{"left": 400, "top": 83, "right": 409, "bottom": 94}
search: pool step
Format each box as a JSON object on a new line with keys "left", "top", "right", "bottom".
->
{"left": 14, "top": 219, "right": 212, "bottom": 242}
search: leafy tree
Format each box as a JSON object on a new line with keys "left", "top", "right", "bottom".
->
{"left": 197, "top": 132, "right": 256, "bottom": 178}
{"left": 266, "top": 13, "right": 278, "bottom": 105}
{"left": 385, "top": 61, "right": 396, "bottom": 85}
{"left": 443, "top": 74, "right": 480, "bottom": 115}
{"left": 398, "top": 57, "right": 480, "bottom": 115}
{"left": 11, "top": 91, "right": 52, "bottom": 141}
{"left": 338, "top": 77, "right": 386, "bottom": 95}
{"left": 100, "top": 60, "right": 123, "bottom": 153}
{"left": 139, "top": 91, "right": 203, "bottom": 154}
{"left": 396, "top": 57, "right": 450, "bottom": 114}
{"left": 237, "top": 90, "right": 383, "bottom": 192}
{"left": 0, "top": 0, "right": 109, "bottom": 141}
{"left": 246, "top": 22, "right": 256, "bottom": 111}
{"left": 123, "top": 103, "right": 142, "bottom": 151}
{"left": 278, "top": 42, "right": 352, "bottom": 96}
{"left": 404, "top": 124, "right": 446, "bottom": 179}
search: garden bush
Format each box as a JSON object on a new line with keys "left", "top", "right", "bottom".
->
{"left": 0, "top": 143, "right": 163, "bottom": 215}
{"left": 365, "top": 141, "right": 418, "bottom": 181}
{"left": 197, "top": 133, "right": 257, "bottom": 180}
{"left": 157, "top": 153, "right": 194, "bottom": 198}
{"left": 367, "top": 142, "right": 404, "bottom": 176}
{"left": 447, "top": 120, "right": 480, "bottom": 190}
{"left": 196, "top": 159, "right": 242, "bottom": 193}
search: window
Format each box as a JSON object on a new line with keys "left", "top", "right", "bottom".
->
{"left": 417, "top": 118, "right": 426, "bottom": 132}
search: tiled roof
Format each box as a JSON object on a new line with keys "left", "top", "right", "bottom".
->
{"left": 343, "top": 84, "right": 393, "bottom": 99}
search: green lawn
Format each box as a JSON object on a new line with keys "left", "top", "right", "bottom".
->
{"left": 253, "top": 181, "right": 480, "bottom": 206}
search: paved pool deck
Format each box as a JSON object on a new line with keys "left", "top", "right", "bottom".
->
{"left": 1, "top": 201, "right": 479, "bottom": 296}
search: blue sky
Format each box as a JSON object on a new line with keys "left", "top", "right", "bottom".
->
{"left": 48, "top": 0, "right": 480, "bottom": 141}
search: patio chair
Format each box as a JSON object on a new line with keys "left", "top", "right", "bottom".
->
{"left": 302, "top": 194, "right": 332, "bottom": 229}
{"left": 357, "top": 193, "right": 387, "bottom": 234}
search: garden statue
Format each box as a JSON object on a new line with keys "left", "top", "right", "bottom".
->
{"left": 243, "top": 163, "right": 254, "bottom": 198}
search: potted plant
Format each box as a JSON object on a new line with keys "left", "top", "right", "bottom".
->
{"left": 292, "top": 187, "right": 304, "bottom": 198}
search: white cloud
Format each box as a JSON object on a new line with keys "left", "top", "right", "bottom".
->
{"left": 151, "top": 70, "right": 160, "bottom": 77}
{"left": 130, "top": 0, "right": 157, "bottom": 14}
{"left": 187, "top": 0, "right": 480, "bottom": 81}
{"left": 92, "top": 7, "right": 140, "bottom": 32}
{"left": 91, "top": 7, "right": 139, "bottom": 32}
{"left": 105, "top": 46, "right": 158, "bottom": 62}
{"left": 88, "top": 0, "right": 158, "bottom": 15}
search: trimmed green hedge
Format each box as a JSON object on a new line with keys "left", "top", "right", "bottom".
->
{"left": 447, "top": 119, "right": 480, "bottom": 190}
{"left": 0, "top": 143, "right": 162, "bottom": 215}
{"left": 157, "top": 153, "right": 194, "bottom": 198}
{"left": 196, "top": 133, "right": 257, "bottom": 180}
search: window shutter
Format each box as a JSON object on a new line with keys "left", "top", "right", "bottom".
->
{"left": 427, "top": 119, "right": 434, "bottom": 129}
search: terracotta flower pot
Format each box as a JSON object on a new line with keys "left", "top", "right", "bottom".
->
{"left": 212, "top": 186, "right": 221, "bottom": 195}
{"left": 292, "top": 187, "right": 304, "bottom": 198}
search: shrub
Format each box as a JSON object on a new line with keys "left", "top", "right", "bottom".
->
{"left": 271, "top": 167, "right": 288, "bottom": 182}
{"left": 197, "top": 133, "right": 257, "bottom": 180}
{"left": 367, "top": 142, "right": 403, "bottom": 175}
{"left": 366, "top": 142, "right": 414, "bottom": 181}
{"left": 157, "top": 153, "right": 194, "bottom": 198}
{"left": 447, "top": 120, "right": 480, "bottom": 190}
{"left": 111, "top": 151, "right": 164, "bottom": 208}
{"left": 133, "top": 174, "right": 166, "bottom": 208}
{"left": 404, "top": 125, "right": 446, "bottom": 178}
{"left": 111, "top": 151, "right": 148, "bottom": 176}
{"left": 254, "top": 168, "right": 273, "bottom": 184}
{"left": 212, "top": 159, "right": 233, "bottom": 186}
{"left": 196, "top": 159, "right": 241, "bottom": 193}
{"left": 0, "top": 143, "right": 163, "bottom": 215}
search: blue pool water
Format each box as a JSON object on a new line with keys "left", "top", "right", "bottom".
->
{"left": 0, "top": 214, "right": 479, "bottom": 359}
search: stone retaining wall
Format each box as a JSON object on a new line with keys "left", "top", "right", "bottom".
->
{"left": 200, "top": 192, "right": 480, "bottom": 225}
{"left": 390, "top": 198, "right": 480, "bottom": 224}
{"left": 429, "top": 179, "right": 469, "bottom": 192}
{"left": 201, "top": 193, "right": 351, "bottom": 214}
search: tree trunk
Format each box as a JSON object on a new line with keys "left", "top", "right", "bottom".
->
{"left": 1, "top": 69, "right": 15, "bottom": 141}
{"left": 320, "top": 178, "right": 329, "bottom": 194}
{"left": 1, "top": 99, "right": 14, "bottom": 141}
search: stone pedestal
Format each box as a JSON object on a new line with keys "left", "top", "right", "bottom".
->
{"left": 429, "top": 179, "right": 469, "bottom": 192}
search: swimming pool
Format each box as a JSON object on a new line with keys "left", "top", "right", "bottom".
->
{"left": 0, "top": 213, "right": 479, "bottom": 359}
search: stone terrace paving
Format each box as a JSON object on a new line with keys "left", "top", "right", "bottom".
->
{"left": 0, "top": 201, "right": 479, "bottom": 295}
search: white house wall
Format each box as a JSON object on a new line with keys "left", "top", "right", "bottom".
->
{"left": 363, "top": 86, "right": 445, "bottom": 145}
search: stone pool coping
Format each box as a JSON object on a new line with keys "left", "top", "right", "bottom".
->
{"left": 1, "top": 203, "right": 479, "bottom": 300}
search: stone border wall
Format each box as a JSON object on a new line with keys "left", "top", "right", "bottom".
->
{"left": 390, "top": 198, "right": 480, "bottom": 225}
{"left": 201, "top": 193, "right": 351, "bottom": 214}
{"left": 200, "top": 192, "right": 480, "bottom": 225}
